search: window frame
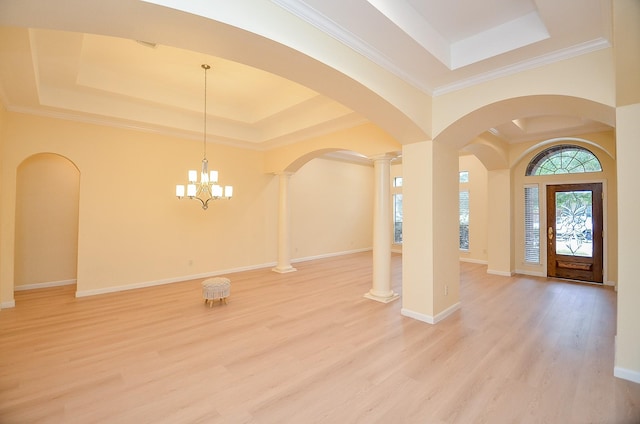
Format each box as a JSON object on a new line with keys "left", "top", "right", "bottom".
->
{"left": 526, "top": 145, "right": 602, "bottom": 176}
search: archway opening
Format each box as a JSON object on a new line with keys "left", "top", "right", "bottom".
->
{"left": 14, "top": 153, "right": 80, "bottom": 296}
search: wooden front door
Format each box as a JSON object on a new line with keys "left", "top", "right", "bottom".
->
{"left": 546, "top": 183, "right": 603, "bottom": 283}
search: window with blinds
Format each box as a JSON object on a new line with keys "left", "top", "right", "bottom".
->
{"left": 393, "top": 194, "right": 403, "bottom": 243}
{"left": 459, "top": 190, "right": 469, "bottom": 250}
{"left": 524, "top": 185, "right": 540, "bottom": 263}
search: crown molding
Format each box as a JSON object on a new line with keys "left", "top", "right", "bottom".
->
{"left": 270, "top": 0, "right": 433, "bottom": 94}
{"left": 433, "top": 38, "right": 611, "bottom": 96}
{"left": 271, "top": 1, "right": 611, "bottom": 99}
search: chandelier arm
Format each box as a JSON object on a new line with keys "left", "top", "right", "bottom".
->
{"left": 190, "top": 196, "right": 208, "bottom": 210}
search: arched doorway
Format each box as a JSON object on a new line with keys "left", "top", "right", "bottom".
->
{"left": 14, "top": 153, "right": 80, "bottom": 293}
{"left": 517, "top": 142, "right": 615, "bottom": 284}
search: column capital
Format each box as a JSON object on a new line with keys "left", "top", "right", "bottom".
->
{"left": 273, "top": 171, "right": 295, "bottom": 177}
{"left": 368, "top": 153, "right": 400, "bottom": 163}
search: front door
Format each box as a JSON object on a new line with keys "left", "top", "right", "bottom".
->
{"left": 546, "top": 183, "right": 603, "bottom": 283}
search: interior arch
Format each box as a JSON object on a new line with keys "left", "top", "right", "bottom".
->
{"left": 14, "top": 153, "right": 80, "bottom": 292}
{"left": 265, "top": 123, "right": 400, "bottom": 174}
{"left": 435, "top": 95, "right": 615, "bottom": 152}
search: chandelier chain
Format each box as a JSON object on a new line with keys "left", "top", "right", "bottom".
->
{"left": 202, "top": 64, "right": 210, "bottom": 160}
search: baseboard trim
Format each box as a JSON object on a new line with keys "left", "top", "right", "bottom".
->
{"left": 75, "top": 261, "right": 278, "bottom": 298}
{"left": 614, "top": 366, "right": 640, "bottom": 384}
{"left": 0, "top": 300, "right": 16, "bottom": 309}
{"left": 401, "top": 308, "right": 435, "bottom": 324}
{"left": 291, "top": 247, "right": 372, "bottom": 264}
{"left": 75, "top": 249, "right": 373, "bottom": 298}
{"left": 515, "top": 269, "right": 546, "bottom": 277}
{"left": 14, "top": 279, "right": 77, "bottom": 291}
{"left": 401, "top": 302, "right": 461, "bottom": 325}
{"left": 487, "top": 269, "right": 514, "bottom": 277}
{"left": 1, "top": 300, "right": 16, "bottom": 309}
{"left": 460, "top": 258, "right": 488, "bottom": 265}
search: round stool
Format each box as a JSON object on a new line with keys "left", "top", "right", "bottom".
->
{"left": 202, "top": 277, "right": 231, "bottom": 307}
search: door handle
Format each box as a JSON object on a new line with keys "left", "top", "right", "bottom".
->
{"left": 548, "top": 226, "right": 554, "bottom": 240}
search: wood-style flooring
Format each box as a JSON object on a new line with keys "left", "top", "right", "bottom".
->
{"left": 1, "top": 252, "right": 639, "bottom": 423}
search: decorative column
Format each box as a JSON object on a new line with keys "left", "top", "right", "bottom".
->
{"left": 365, "top": 154, "right": 399, "bottom": 303}
{"left": 272, "top": 172, "right": 297, "bottom": 273}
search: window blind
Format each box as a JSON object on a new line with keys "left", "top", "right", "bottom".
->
{"left": 459, "top": 190, "right": 469, "bottom": 250}
{"left": 524, "top": 185, "right": 540, "bottom": 263}
{"left": 393, "top": 194, "right": 403, "bottom": 243}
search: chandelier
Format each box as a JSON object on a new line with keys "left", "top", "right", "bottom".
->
{"left": 176, "top": 64, "right": 233, "bottom": 210}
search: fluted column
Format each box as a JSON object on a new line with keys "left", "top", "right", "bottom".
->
{"left": 365, "top": 154, "right": 399, "bottom": 303}
{"left": 272, "top": 172, "right": 297, "bottom": 273}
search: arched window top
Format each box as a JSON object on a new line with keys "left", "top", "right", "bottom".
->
{"left": 525, "top": 145, "right": 602, "bottom": 176}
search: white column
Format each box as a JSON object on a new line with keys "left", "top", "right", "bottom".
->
{"left": 365, "top": 154, "right": 399, "bottom": 303}
{"left": 272, "top": 172, "right": 297, "bottom": 273}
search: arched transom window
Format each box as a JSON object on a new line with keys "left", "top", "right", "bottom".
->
{"left": 526, "top": 145, "right": 602, "bottom": 176}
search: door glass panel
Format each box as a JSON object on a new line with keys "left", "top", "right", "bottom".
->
{"left": 555, "top": 190, "right": 593, "bottom": 257}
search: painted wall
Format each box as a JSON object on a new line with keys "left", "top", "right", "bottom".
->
{"left": 0, "top": 104, "right": 9, "bottom": 306}
{"left": 14, "top": 153, "right": 79, "bottom": 288}
{"left": 0, "top": 112, "right": 375, "bottom": 299}
{"left": 615, "top": 102, "right": 640, "bottom": 382}
{"left": 290, "top": 157, "right": 373, "bottom": 260}
{"left": 613, "top": 0, "right": 640, "bottom": 384}
{"left": 511, "top": 133, "right": 618, "bottom": 284}
{"left": 402, "top": 140, "right": 460, "bottom": 323}
{"left": 458, "top": 154, "right": 489, "bottom": 264}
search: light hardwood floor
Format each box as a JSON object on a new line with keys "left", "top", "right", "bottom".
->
{"left": 1, "top": 252, "right": 639, "bottom": 423}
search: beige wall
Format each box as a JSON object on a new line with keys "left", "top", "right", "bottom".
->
{"left": 402, "top": 140, "right": 460, "bottom": 322}
{"left": 511, "top": 133, "right": 618, "bottom": 284}
{"left": 0, "top": 104, "right": 10, "bottom": 306}
{"left": 458, "top": 154, "right": 489, "bottom": 264}
{"left": 615, "top": 0, "right": 640, "bottom": 107}
{"left": 615, "top": 102, "right": 640, "bottom": 381}
{"left": 613, "top": 0, "right": 640, "bottom": 384}
{"left": 15, "top": 153, "right": 79, "bottom": 288}
{"left": 289, "top": 157, "right": 373, "bottom": 260}
{"left": 0, "top": 112, "right": 374, "bottom": 299}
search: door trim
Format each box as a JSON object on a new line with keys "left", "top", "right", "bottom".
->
{"left": 546, "top": 182, "right": 604, "bottom": 283}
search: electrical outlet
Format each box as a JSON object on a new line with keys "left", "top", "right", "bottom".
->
{"left": 445, "top": 285, "right": 449, "bottom": 296}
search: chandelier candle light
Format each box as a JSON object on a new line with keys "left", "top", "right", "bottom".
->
{"left": 176, "top": 64, "right": 233, "bottom": 209}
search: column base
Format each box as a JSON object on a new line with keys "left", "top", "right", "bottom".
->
{"left": 272, "top": 265, "right": 297, "bottom": 274}
{"left": 364, "top": 290, "right": 400, "bottom": 303}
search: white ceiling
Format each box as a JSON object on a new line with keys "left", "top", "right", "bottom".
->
{"left": 0, "top": 0, "right": 613, "bottom": 149}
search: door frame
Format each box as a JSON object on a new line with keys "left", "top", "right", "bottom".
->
{"left": 546, "top": 182, "right": 603, "bottom": 282}
{"left": 539, "top": 178, "right": 608, "bottom": 284}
